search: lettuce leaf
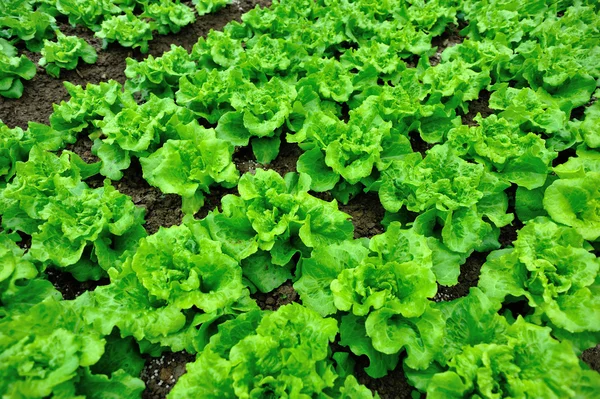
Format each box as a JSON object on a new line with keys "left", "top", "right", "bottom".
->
{"left": 129, "top": 223, "right": 243, "bottom": 312}
{"left": 0, "top": 38, "right": 36, "bottom": 99}
{"left": 96, "top": 13, "right": 153, "bottom": 53}
{"left": 379, "top": 144, "right": 512, "bottom": 254}
{"left": 202, "top": 169, "right": 353, "bottom": 278}
{"left": 93, "top": 95, "right": 191, "bottom": 179}
{"left": 169, "top": 304, "right": 376, "bottom": 399}
{"left": 142, "top": 0, "right": 195, "bottom": 35}
{"left": 543, "top": 170, "right": 600, "bottom": 241}
{"left": 447, "top": 114, "right": 557, "bottom": 189}
{"left": 39, "top": 32, "right": 97, "bottom": 78}
{"left": 217, "top": 76, "right": 297, "bottom": 144}
{"left": 140, "top": 123, "right": 238, "bottom": 214}
{"left": 0, "top": 148, "right": 145, "bottom": 279}
{"left": 295, "top": 240, "right": 369, "bottom": 317}
{"left": 125, "top": 44, "right": 196, "bottom": 99}
{"left": 479, "top": 217, "right": 600, "bottom": 335}
{"left": 0, "top": 298, "right": 106, "bottom": 398}
{"left": 50, "top": 80, "right": 135, "bottom": 139}
{"left": 176, "top": 67, "right": 246, "bottom": 124}
{"left": 425, "top": 318, "right": 599, "bottom": 398}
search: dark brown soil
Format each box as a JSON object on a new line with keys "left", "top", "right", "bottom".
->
{"left": 433, "top": 251, "right": 489, "bottom": 302}
{"left": 195, "top": 186, "right": 238, "bottom": 219}
{"left": 409, "top": 131, "right": 434, "bottom": 155}
{"left": 0, "top": 0, "right": 273, "bottom": 130}
{"left": 499, "top": 219, "right": 523, "bottom": 249}
{"left": 15, "top": 231, "right": 32, "bottom": 252}
{"left": 265, "top": 141, "right": 303, "bottom": 176}
{"left": 232, "top": 145, "right": 257, "bottom": 175}
{"left": 582, "top": 345, "right": 600, "bottom": 372}
{"left": 339, "top": 192, "right": 386, "bottom": 238}
{"left": 570, "top": 95, "right": 597, "bottom": 120}
{"left": 251, "top": 280, "right": 300, "bottom": 311}
{"left": 552, "top": 147, "right": 578, "bottom": 167}
{"left": 429, "top": 24, "right": 464, "bottom": 66}
{"left": 111, "top": 160, "right": 184, "bottom": 235}
{"left": 65, "top": 135, "right": 100, "bottom": 164}
{"left": 356, "top": 364, "right": 416, "bottom": 399}
{"left": 234, "top": 141, "right": 302, "bottom": 176}
{"left": 2, "top": 0, "right": 598, "bottom": 396}
{"left": 45, "top": 268, "right": 109, "bottom": 300}
{"left": 461, "top": 89, "right": 494, "bottom": 126}
{"left": 140, "top": 352, "right": 196, "bottom": 399}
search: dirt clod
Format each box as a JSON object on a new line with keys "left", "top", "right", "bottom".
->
{"left": 429, "top": 25, "right": 464, "bottom": 67}
{"left": 140, "top": 352, "right": 196, "bottom": 399}
{"left": 433, "top": 251, "right": 489, "bottom": 302}
{"left": 339, "top": 193, "right": 386, "bottom": 238}
{"left": 252, "top": 281, "right": 300, "bottom": 311}
{"left": 45, "top": 268, "right": 109, "bottom": 300}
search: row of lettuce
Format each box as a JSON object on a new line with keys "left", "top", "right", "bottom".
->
{"left": 1, "top": 0, "right": 600, "bottom": 397}
{"left": 2, "top": 162, "right": 599, "bottom": 397}
{"left": 0, "top": 0, "right": 230, "bottom": 98}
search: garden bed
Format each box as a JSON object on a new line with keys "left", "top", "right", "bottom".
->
{"left": 1, "top": 1, "right": 599, "bottom": 398}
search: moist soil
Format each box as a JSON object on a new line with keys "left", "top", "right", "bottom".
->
{"left": 0, "top": 0, "right": 272, "bottom": 129}
{"left": 429, "top": 24, "right": 464, "bottom": 66}
{"left": 252, "top": 280, "right": 300, "bottom": 311}
{"left": 1, "top": 3, "right": 598, "bottom": 398}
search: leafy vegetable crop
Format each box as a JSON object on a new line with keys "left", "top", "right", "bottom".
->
{"left": 0, "top": 0, "right": 232, "bottom": 98}
{"left": 1, "top": 0, "right": 600, "bottom": 398}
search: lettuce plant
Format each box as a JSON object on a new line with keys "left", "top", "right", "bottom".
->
{"left": 0, "top": 38, "right": 36, "bottom": 99}
{"left": 169, "top": 304, "right": 377, "bottom": 399}
{"left": 241, "top": 33, "right": 307, "bottom": 77}
{"left": 92, "top": 95, "right": 186, "bottom": 179}
{"left": 379, "top": 144, "right": 513, "bottom": 254}
{"left": 96, "top": 13, "right": 153, "bottom": 53}
{"left": 142, "top": 0, "right": 195, "bottom": 35}
{"left": 217, "top": 76, "right": 297, "bottom": 145}
{"left": 1, "top": 121, "right": 69, "bottom": 185}
{"left": 406, "top": 288, "right": 600, "bottom": 398}
{"left": 0, "top": 232, "right": 57, "bottom": 313}
{"left": 125, "top": 44, "right": 196, "bottom": 99}
{"left": 140, "top": 124, "right": 239, "bottom": 214}
{"left": 0, "top": 123, "right": 27, "bottom": 184}
{"left": 55, "top": 0, "right": 122, "bottom": 31}
{"left": 570, "top": 95, "right": 600, "bottom": 148}
{"left": 77, "top": 220, "right": 255, "bottom": 353}
{"left": 0, "top": 296, "right": 145, "bottom": 399}
{"left": 202, "top": 169, "right": 353, "bottom": 291}
{"left": 544, "top": 154, "right": 600, "bottom": 242}
{"left": 0, "top": 1, "right": 55, "bottom": 51}
{"left": 296, "top": 222, "right": 443, "bottom": 377}
{"left": 479, "top": 218, "right": 600, "bottom": 339}
{"left": 129, "top": 223, "right": 244, "bottom": 312}
{"left": 447, "top": 114, "right": 557, "bottom": 189}
{"left": 94, "top": 96, "right": 240, "bottom": 207}
{"left": 193, "top": 0, "right": 230, "bottom": 16}
{"left": 488, "top": 84, "right": 573, "bottom": 150}
{"left": 419, "top": 58, "right": 491, "bottom": 113}
{"left": 290, "top": 96, "right": 402, "bottom": 190}
{"left": 50, "top": 80, "right": 135, "bottom": 139}
{"left": 39, "top": 32, "right": 97, "bottom": 78}
{"left": 176, "top": 67, "right": 246, "bottom": 124}
{"left": 300, "top": 56, "right": 354, "bottom": 103}
{"left": 0, "top": 148, "right": 146, "bottom": 280}
{"left": 190, "top": 30, "right": 247, "bottom": 69}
